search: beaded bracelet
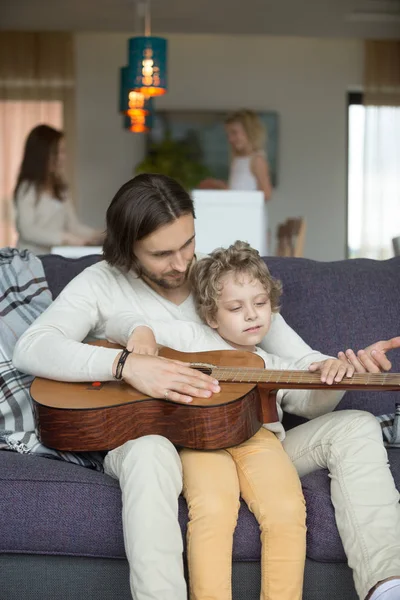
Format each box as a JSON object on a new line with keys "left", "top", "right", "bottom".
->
{"left": 114, "top": 349, "right": 131, "bottom": 380}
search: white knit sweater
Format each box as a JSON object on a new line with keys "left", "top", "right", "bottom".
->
{"left": 13, "top": 260, "right": 342, "bottom": 424}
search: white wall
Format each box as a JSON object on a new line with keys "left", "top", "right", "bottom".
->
{"left": 74, "top": 34, "right": 145, "bottom": 231}
{"left": 74, "top": 33, "right": 363, "bottom": 260}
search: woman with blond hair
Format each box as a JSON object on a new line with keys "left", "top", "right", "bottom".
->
{"left": 200, "top": 109, "right": 272, "bottom": 201}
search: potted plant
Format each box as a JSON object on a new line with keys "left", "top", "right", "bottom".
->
{"left": 135, "top": 134, "right": 211, "bottom": 191}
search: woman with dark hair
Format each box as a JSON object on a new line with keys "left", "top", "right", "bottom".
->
{"left": 14, "top": 124, "right": 103, "bottom": 254}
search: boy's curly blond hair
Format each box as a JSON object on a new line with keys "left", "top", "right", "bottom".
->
{"left": 190, "top": 241, "right": 282, "bottom": 324}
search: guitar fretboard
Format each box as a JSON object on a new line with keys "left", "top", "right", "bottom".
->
{"left": 192, "top": 364, "right": 400, "bottom": 391}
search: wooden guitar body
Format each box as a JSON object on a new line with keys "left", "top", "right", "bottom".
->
{"left": 31, "top": 348, "right": 276, "bottom": 452}
{"left": 31, "top": 343, "right": 400, "bottom": 453}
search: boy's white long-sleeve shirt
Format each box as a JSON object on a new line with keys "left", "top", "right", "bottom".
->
{"left": 13, "top": 259, "right": 343, "bottom": 432}
{"left": 105, "top": 312, "right": 344, "bottom": 440}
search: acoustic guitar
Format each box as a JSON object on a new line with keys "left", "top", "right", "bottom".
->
{"left": 31, "top": 343, "right": 400, "bottom": 452}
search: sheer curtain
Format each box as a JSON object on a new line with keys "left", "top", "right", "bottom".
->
{"left": 360, "top": 106, "right": 400, "bottom": 259}
{"left": 0, "top": 32, "right": 75, "bottom": 248}
{"left": 356, "top": 41, "right": 400, "bottom": 259}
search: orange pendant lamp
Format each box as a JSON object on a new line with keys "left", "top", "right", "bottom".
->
{"left": 119, "top": 65, "right": 154, "bottom": 133}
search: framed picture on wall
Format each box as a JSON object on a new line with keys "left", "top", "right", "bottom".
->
{"left": 148, "top": 110, "right": 279, "bottom": 187}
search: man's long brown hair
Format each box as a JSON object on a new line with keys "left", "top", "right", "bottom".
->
{"left": 103, "top": 173, "right": 196, "bottom": 272}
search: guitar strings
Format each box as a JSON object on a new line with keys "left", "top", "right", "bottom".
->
{"left": 192, "top": 365, "right": 400, "bottom": 386}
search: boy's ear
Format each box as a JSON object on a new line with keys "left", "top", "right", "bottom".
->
{"left": 206, "top": 315, "right": 218, "bottom": 329}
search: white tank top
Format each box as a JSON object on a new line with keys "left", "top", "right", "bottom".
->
{"left": 228, "top": 155, "right": 258, "bottom": 191}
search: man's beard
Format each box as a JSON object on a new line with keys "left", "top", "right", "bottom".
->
{"left": 140, "top": 259, "right": 193, "bottom": 290}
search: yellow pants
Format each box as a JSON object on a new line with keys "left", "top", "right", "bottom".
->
{"left": 180, "top": 427, "right": 306, "bottom": 600}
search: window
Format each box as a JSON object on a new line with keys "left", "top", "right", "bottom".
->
{"left": 347, "top": 93, "right": 400, "bottom": 259}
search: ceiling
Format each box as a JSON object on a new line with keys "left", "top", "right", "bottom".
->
{"left": 1, "top": 0, "right": 400, "bottom": 38}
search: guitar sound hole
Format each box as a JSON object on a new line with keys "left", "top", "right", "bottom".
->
{"left": 192, "top": 366, "right": 212, "bottom": 376}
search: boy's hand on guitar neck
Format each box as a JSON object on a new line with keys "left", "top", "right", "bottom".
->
{"left": 112, "top": 351, "right": 221, "bottom": 404}
{"left": 309, "top": 337, "right": 400, "bottom": 383}
{"left": 308, "top": 358, "right": 355, "bottom": 385}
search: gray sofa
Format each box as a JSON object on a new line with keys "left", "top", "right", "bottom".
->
{"left": 1, "top": 253, "right": 399, "bottom": 600}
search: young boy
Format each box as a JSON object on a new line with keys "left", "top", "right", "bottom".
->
{"left": 106, "top": 240, "right": 349, "bottom": 600}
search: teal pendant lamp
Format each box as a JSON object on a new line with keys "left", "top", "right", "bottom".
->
{"left": 128, "top": 36, "right": 167, "bottom": 97}
{"left": 127, "top": 1, "right": 167, "bottom": 97}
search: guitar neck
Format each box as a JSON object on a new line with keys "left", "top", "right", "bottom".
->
{"left": 203, "top": 366, "right": 400, "bottom": 391}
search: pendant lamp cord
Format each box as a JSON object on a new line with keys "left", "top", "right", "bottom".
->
{"left": 135, "top": 1, "right": 151, "bottom": 36}
{"left": 144, "top": 0, "right": 151, "bottom": 36}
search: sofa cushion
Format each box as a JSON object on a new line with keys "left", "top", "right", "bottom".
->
{"left": 1, "top": 449, "right": 398, "bottom": 562}
{"left": 0, "top": 451, "right": 259, "bottom": 561}
{"left": 266, "top": 257, "right": 400, "bottom": 416}
{"left": 0, "top": 452, "right": 124, "bottom": 559}
{"left": 40, "top": 254, "right": 101, "bottom": 300}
